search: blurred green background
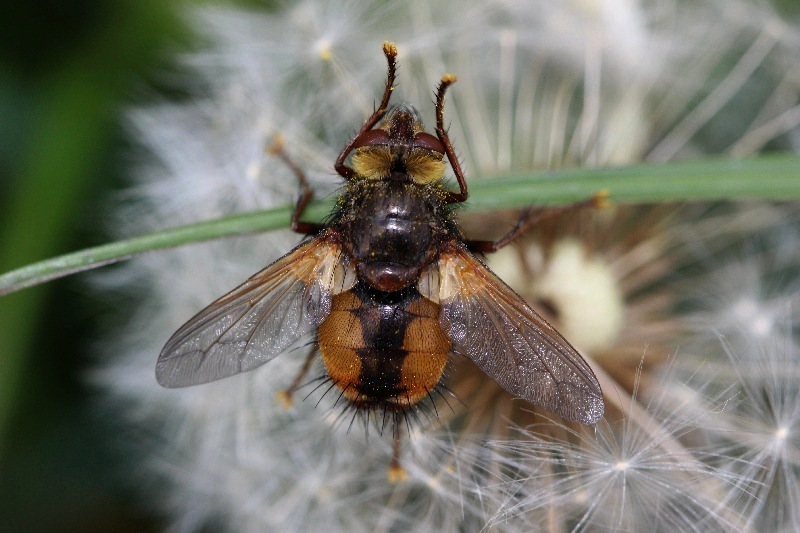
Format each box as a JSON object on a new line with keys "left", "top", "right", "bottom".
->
{"left": 0, "top": 1, "right": 215, "bottom": 530}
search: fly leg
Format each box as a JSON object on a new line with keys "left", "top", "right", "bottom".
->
{"left": 433, "top": 74, "right": 470, "bottom": 205}
{"left": 466, "top": 191, "right": 609, "bottom": 253}
{"left": 334, "top": 42, "right": 398, "bottom": 180}
{"left": 269, "top": 41, "right": 399, "bottom": 232}
{"left": 387, "top": 424, "right": 408, "bottom": 483}
{"left": 267, "top": 135, "right": 325, "bottom": 235}
{"left": 275, "top": 345, "right": 318, "bottom": 408}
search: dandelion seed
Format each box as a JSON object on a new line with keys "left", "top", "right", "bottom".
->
{"left": 700, "top": 317, "right": 800, "bottom": 531}
{"left": 485, "top": 358, "right": 749, "bottom": 532}
{"left": 315, "top": 38, "right": 333, "bottom": 61}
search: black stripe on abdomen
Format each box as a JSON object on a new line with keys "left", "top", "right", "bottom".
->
{"left": 352, "top": 282, "right": 417, "bottom": 402}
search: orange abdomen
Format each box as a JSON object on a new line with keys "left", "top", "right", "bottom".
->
{"left": 317, "top": 283, "right": 450, "bottom": 409}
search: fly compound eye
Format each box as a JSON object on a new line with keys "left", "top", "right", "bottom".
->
{"left": 413, "top": 132, "right": 445, "bottom": 154}
{"left": 352, "top": 129, "right": 390, "bottom": 149}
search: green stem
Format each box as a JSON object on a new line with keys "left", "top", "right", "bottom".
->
{"left": 469, "top": 154, "right": 800, "bottom": 209}
{"left": 1, "top": 154, "right": 799, "bottom": 297}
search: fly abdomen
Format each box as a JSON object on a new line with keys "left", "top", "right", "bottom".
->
{"left": 317, "top": 282, "right": 450, "bottom": 409}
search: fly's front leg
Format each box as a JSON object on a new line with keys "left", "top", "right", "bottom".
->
{"left": 267, "top": 135, "right": 325, "bottom": 235}
{"left": 466, "top": 191, "right": 609, "bottom": 253}
{"left": 434, "top": 75, "right": 469, "bottom": 204}
{"left": 334, "top": 42, "right": 398, "bottom": 180}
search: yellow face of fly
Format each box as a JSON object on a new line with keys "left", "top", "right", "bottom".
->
{"left": 351, "top": 146, "right": 446, "bottom": 185}
{"left": 349, "top": 103, "right": 447, "bottom": 186}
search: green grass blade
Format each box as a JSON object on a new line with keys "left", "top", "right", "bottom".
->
{"left": 2, "top": 154, "right": 799, "bottom": 297}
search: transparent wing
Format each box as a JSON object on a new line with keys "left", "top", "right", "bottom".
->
{"left": 420, "top": 241, "right": 604, "bottom": 424}
{"left": 157, "top": 234, "right": 351, "bottom": 388}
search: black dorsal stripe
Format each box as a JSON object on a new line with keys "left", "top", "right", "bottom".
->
{"left": 351, "top": 281, "right": 419, "bottom": 401}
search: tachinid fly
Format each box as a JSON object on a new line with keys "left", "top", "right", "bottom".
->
{"left": 157, "top": 42, "right": 605, "bottom": 479}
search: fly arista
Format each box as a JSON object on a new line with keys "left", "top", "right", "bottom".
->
{"left": 157, "top": 42, "right": 604, "bottom": 478}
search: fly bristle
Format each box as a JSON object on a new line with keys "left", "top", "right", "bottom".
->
{"left": 301, "top": 371, "right": 447, "bottom": 439}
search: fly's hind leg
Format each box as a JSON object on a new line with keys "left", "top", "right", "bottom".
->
{"left": 466, "top": 190, "right": 609, "bottom": 253}
{"left": 387, "top": 423, "right": 408, "bottom": 483}
{"left": 275, "top": 345, "right": 318, "bottom": 409}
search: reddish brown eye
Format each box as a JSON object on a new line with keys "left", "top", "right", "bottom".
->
{"left": 352, "top": 129, "right": 390, "bottom": 149}
{"left": 413, "top": 132, "right": 444, "bottom": 153}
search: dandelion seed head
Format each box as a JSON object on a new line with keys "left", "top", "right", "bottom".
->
{"left": 667, "top": 286, "right": 800, "bottom": 532}
{"left": 487, "top": 406, "right": 741, "bottom": 531}
{"left": 683, "top": 220, "right": 800, "bottom": 357}
{"left": 94, "top": 0, "right": 800, "bottom": 530}
{"left": 423, "top": 471, "right": 443, "bottom": 492}
{"left": 729, "top": 294, "right": 779, "bottom": 339}
{"left": 315, "top": 37, "right": 334, "bottom": 61}
{"left": 572, "top": 488, "right": 590, "bottom": 505}
{"left": 531, "top": 239, "right": 624, "bottom": 352}
{"left": 752, "top": 314, "right": 775, "bottom": 338}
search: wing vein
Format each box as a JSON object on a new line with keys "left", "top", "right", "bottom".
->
{"left": 431, "top": 241, "right": 604, "bottom": 424}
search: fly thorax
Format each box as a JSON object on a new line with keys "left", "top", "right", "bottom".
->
{"left": 343, "top": 181, "right": 437, "bottom": 292}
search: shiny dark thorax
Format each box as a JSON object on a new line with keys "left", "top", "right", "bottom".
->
{"left": 335, "top": 179, "right": 456, "bottom": 293}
